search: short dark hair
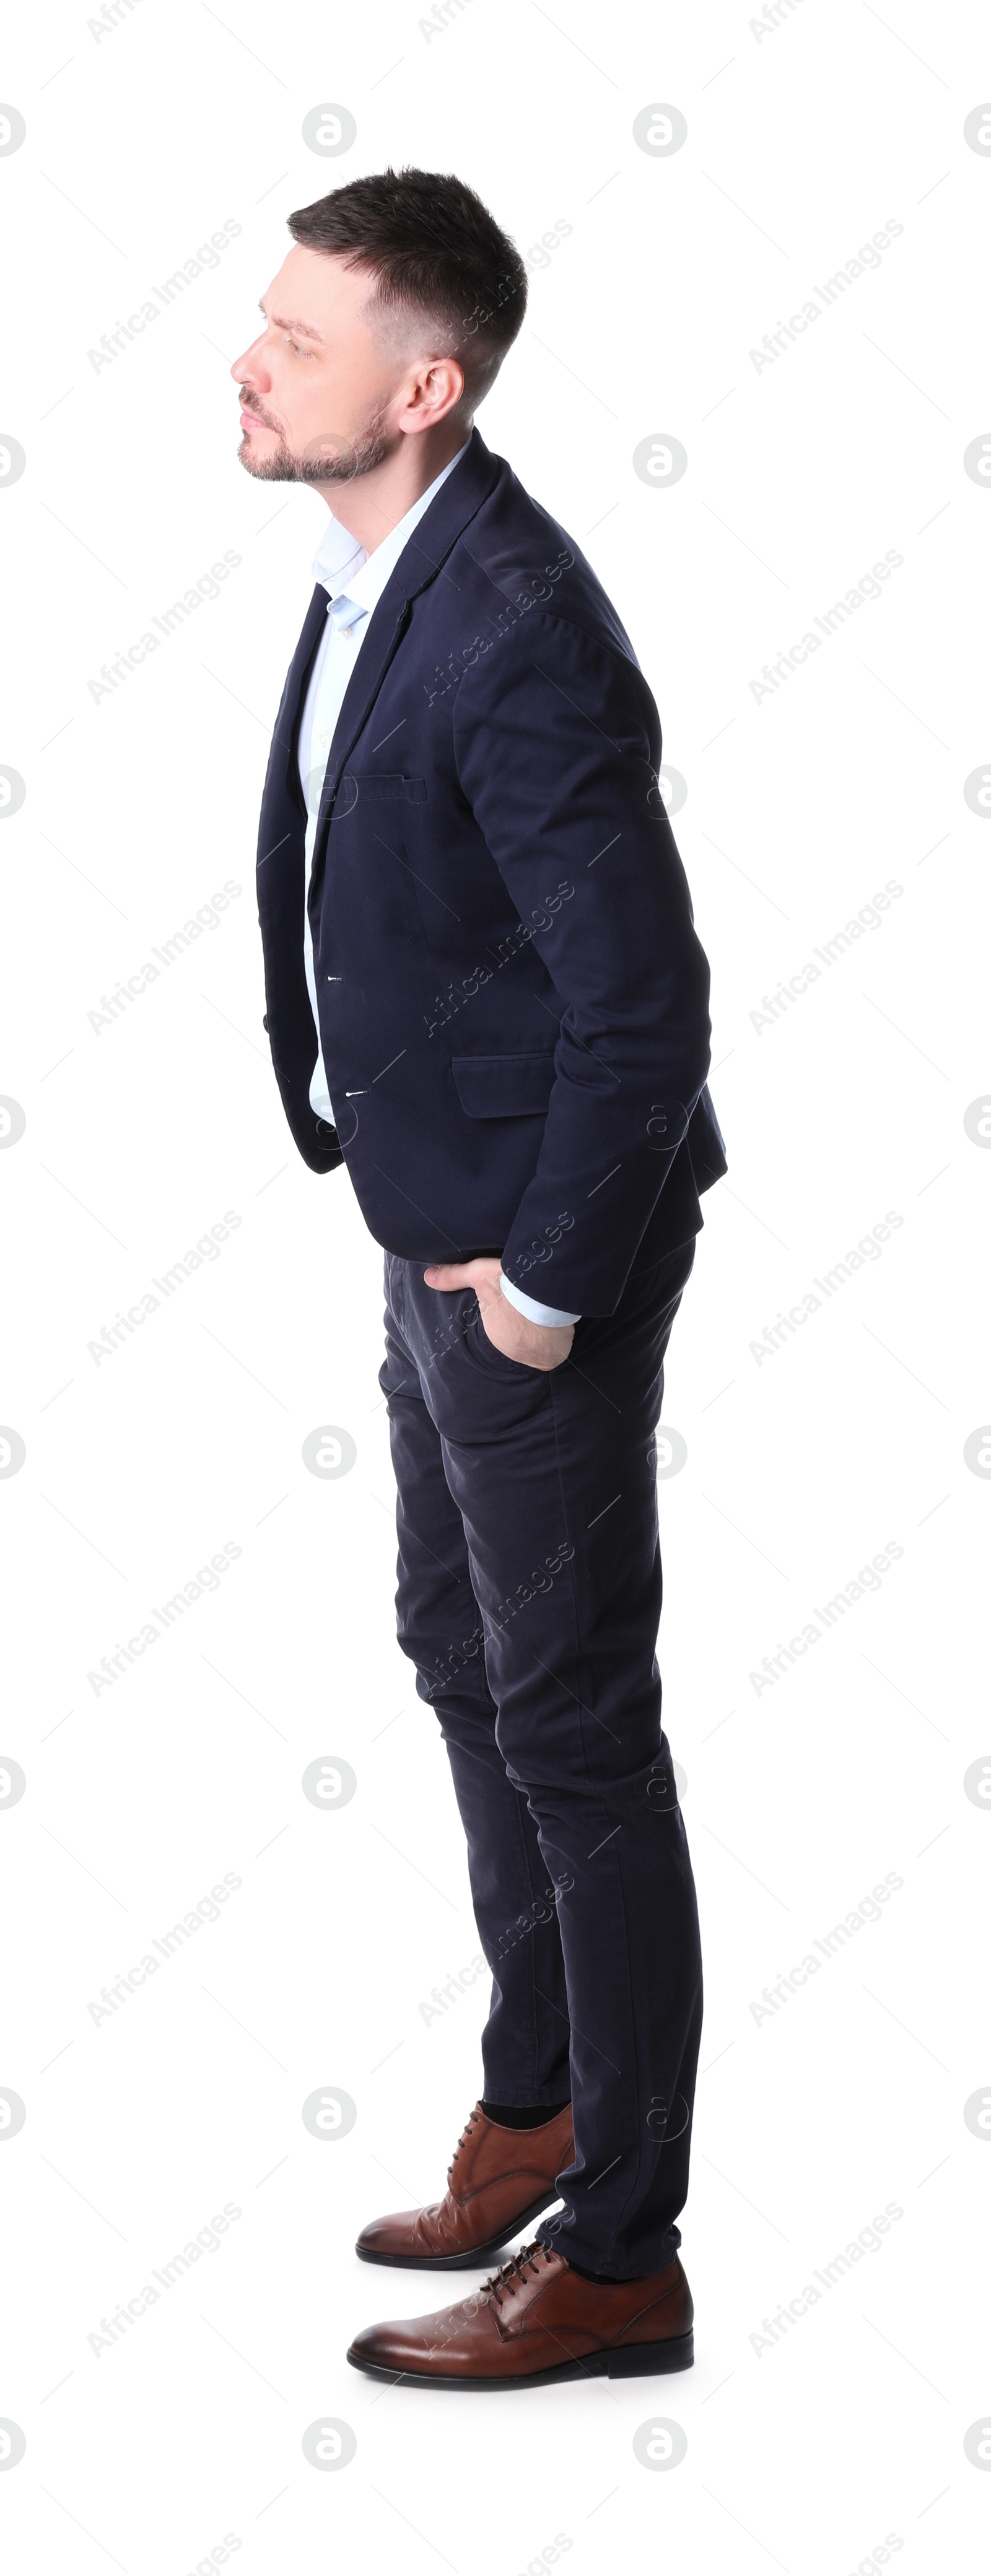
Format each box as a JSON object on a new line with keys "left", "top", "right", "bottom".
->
{"left": 287, "top": 165, "right": 526, "bottom": 406}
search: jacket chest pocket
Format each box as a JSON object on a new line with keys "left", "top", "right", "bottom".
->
{"left": 332, "top": 773, "right": 428, "bottom": 817}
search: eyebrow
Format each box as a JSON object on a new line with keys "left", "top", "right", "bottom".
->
{"left": 258, "top": 298, "right": 325, "bottom": 344}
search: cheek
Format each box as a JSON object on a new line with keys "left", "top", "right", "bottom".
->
{"left": 284, "top": 361, "right": 325, "bottom": 428}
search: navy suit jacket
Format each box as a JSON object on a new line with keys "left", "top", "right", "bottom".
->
{"left": 256, "top": 426, "right": 725, "bottom": 1316}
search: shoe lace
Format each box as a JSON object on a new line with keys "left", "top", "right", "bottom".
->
{"left": 481, "top": 2240, "right": 549, "bottom": 2308}
{"left": 446, "top": 2105, "right": 482, "bottom": 2182}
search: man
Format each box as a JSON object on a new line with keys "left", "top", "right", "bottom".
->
{"left": 234, "top": 165, "right": 725, "bottom": 2389}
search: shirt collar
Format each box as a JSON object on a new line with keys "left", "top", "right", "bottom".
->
{"left": 311, "top": 435, "right": 472, "bottom": 616}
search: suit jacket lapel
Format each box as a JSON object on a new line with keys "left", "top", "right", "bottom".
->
{"left": 303, "top": 428, "right": 502, "bottom": 902}
{"left": 264, "top": 581, "right": 328, "bottom": 833}
{"left": 315, "top": 594, "right": 414, "bottom": 843}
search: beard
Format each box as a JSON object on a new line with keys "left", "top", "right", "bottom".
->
{"left": 237, "top": 393, "right": 392, "bottom": 486}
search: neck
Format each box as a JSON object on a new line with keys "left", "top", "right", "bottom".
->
{"left": 315, "top": 418, "right": 472, "bottom": 557}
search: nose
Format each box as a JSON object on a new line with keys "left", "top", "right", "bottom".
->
{"left": 230, "top": 331, "right": 267, "bottom": 389}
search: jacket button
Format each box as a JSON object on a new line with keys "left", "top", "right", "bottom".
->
{"left": 315, "top": 1119, "right": 335, "bottom": 1142}
{"left": 262, "top": 1015, "right": 269, "bottom": 1031}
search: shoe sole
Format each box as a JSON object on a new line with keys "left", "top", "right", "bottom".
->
{"left": 354, "top": 2187, "right": 561, "bottom": 2271}
{"left": 346, "top": 2330, "right": 694, "bottom": 2387}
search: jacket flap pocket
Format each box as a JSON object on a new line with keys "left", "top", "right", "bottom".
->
{"left": 335, "top": 772, "right": 427, "bottom": 811}
{"left": 452, "top": 1052, "right": 557, "bottom": 1119}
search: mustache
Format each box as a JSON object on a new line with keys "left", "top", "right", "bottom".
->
{"left": 238, "top": 390, "right": 281, "bottom": 432}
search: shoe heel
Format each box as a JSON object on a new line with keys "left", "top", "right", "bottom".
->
{"left": 607, "top": 2330, "right": 694, "bottom": 2377}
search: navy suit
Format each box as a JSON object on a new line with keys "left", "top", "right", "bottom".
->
{"left": 256, "top": 428, "right": 725, "bottom": 2278}
{"left": 256, "top": 425, "right": 725, "bottom": 1316}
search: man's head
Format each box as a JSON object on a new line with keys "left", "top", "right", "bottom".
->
{"left": 232, "top": 165, "right": 526, "bottom": 490}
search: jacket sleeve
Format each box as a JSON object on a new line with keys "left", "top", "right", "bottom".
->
{"left": 453, "top": 610, "right": 714, "bottom": 1316}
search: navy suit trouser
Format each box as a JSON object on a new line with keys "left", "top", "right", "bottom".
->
{"left": 379, "top": 1237, "right": 704, "bottom": 2281}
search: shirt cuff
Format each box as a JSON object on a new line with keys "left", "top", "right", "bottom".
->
{"left": 499, "top": 1273, "right": 580, "bottom": 1329}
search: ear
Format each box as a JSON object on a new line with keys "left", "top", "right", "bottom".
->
{"left": 398, "top": 352, "right": 466, "bottom": 430}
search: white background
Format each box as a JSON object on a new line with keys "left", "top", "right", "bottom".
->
{"left": 1, "top": 1, "right": 988, "bottom": 2570}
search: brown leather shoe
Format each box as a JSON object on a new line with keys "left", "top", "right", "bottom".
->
{"left": 347, "top": 2239, "right": 694, "bottom": 2386}
{"left": 355, "top": 2102, "right": 574, "bottom": 2270}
